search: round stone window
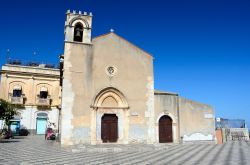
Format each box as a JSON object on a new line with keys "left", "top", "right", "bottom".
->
{"left": 105, "top": 66, "right": 117, "bottom": 77}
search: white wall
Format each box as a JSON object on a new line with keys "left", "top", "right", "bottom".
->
{"left": 19, "top": 106, "right": 59, "bottom": 132}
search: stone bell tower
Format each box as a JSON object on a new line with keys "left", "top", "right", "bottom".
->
{"left": 64, "top": 10, "right": 92, "bottom": 44}
{"left": 61, "top": 10, "right": 93, "bottom": 145}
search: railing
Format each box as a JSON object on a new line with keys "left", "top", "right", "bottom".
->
{"left": 223, "top": 128, "right": 249, "bottom": 142}
{"left": 37, "top": 98, "right": 51, "bottom": 106}
{"left": 6, "top": 59, "right": 59, "bottom": 69}
{"left": 10, "top": 96, "right": 24, "bottom": 105}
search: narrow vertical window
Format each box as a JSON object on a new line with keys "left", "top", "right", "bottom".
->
{"left": 73, "top": 23, "right": 83, "bottom": 42}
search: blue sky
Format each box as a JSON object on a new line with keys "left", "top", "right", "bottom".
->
{"left": 0, "top": 0, "right": 249, "bottom": 126}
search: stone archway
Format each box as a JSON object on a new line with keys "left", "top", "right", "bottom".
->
{"left": 90, "top": 87, "right": 129, "bottom": 144}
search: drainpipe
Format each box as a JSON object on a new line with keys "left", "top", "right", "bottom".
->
{"left": 58, "top": 54, "right": 64, "bottom": 142}
{"left": 176, "top": 95, "right": 181, "bottom": 143}
{"left": 57, "top": 106, "right": 61, "bottom": 142}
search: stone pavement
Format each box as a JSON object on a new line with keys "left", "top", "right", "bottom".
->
{"left": 0, "top": 136, "right": 250, "bottom": 165}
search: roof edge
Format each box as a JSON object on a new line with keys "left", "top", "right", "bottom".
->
{"left": 154, "top": 90, "right": 178, "bottom": 96}
{"left": 92, "top": 32, "right": 154, "bottom": 59}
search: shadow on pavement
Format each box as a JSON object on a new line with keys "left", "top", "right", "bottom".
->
{"left": 13, "top": 136, "right": 27, "bottom": 139}
{"left": 0, "top": 140, "right": 20, "bottom": 143}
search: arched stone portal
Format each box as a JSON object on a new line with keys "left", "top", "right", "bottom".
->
{"left": 91, "top": 87, "right": 129, "bottom": 144}
{"left": 159, "top": 115, "right": 173, "bottom": 143}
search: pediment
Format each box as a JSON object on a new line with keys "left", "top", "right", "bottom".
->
{"left": 92, "top": 32, "right": 153, "bottom": 60}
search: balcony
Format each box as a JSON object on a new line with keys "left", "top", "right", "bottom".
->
{"left": 10, "top": 96, "right": 24, "bottom": 105}
{"left": 36, "top": 97, "right": 51, "bottom": 106}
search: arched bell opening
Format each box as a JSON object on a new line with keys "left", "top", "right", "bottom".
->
{"left": 73, "top": 22, "right": 83, "bottom": 42}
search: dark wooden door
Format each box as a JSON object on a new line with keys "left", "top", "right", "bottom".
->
{"left": 101, "top": 114, "right": 118, "bottom": 143}
{"left": 159, "top": 115, "right": 173, "bottom": 143}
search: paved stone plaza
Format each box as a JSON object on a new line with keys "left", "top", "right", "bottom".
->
{"left": 0, "top": 136, "right": 249, "bottom": 165}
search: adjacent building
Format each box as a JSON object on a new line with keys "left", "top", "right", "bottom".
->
{"left": 215, "top": 118, "right": 249, "bottom": 143}
{"left": 0, "top": 63, "right": 61, "bottom": 134}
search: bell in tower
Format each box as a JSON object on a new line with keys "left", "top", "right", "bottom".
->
{"left": 73, "top": 23, "right": 83, "bottom": 42}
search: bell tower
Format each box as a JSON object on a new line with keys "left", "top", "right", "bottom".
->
{"left": 61, "top": 10, "right": 94, "bottom": 145}
{"left": 64, "top": 10, "right": 92, "bottom": 44}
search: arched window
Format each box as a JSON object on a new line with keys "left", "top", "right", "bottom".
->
{"left": 73, "top": 23, "right": 83, "bottom": 42}
{"left": 37, "top": 112, "right": 48, "bottom": 118}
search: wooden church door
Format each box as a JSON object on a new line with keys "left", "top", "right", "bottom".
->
{"left": 101, "top": 114, "right": 118, "bottom": 143}
{"left": 159, "top": 115, "right": 173, "bottom": 143}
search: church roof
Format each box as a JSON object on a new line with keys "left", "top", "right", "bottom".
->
{"left": 154, "top": 90, "right": 178, "bottom": 96}
{"left": 93, "top": 32, "right": 154, "bottom": 59}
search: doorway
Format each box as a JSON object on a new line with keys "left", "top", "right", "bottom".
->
{"left": 101, "top": 114, "right": 118, "bottom": 143}
{"left": 36, "top": 113, "right": 48, "bottom": 134}
{"left": 159, "top": 115, "right": 173, "bottom": 143}
{"left": 36, "top": 118, "right": 47, "bottom": 134}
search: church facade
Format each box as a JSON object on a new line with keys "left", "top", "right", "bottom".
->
{"left": 60, "top": 10, "right": 215, "bottom": 145}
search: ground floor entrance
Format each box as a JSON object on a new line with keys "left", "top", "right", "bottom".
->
{"left": 159, "top": 115, "right": 173, "bottom": 143}
{"left": 36, "top": 118, "right": 47, "bottom": 134}
{"left": 101, "top": 114, "right": 118, "bottom": 143}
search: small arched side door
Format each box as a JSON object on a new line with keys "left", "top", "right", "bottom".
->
{"left": 159, "top": 115, "right": 173, "bottom": 143}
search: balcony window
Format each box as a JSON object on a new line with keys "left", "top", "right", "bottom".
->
{"left": 13, "top": 85, "right": 22, "bottom": 97}
{"left": 37, "top": 87, "right": 50, "bottom": 106}
{"left": 13, "top": 89, "right": 22, "bottom": 97}
{"left": 39, "top": 87, "right": 48, "bottom": 99}
{"left": 40, "top": 91, "right": 48, "bottom": 99}
{"left": 10, "top": 85, "right": 24, "bottom": 104}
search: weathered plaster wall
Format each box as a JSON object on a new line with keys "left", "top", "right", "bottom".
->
{"left": 154, "top": 93, "right": 215, "bottom": 143}
{"left": 61, "top": 42, "right": 93, "bottom": 145}
{"left": 179, "top": 97, "right": 215, "bottom": 142}
{"left": 61, "top": 32, "right": 154, "bottom": 145}
{"left": 154, "top": 93, "right": 179, "bottom": 143}
{"left": 92, "top": 33, "right": 154, "bottom": 144}
{"left": 19, "top": 107, "right": 59, "bottom": 134}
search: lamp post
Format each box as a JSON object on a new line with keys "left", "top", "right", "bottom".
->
{"left": 0, "top": 103, "right": 5, "bottom": 132}
{"left": 6, "top": 49, "right": 10, "bottom": 63}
